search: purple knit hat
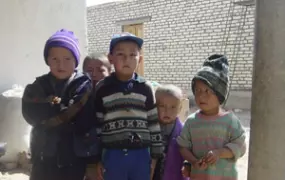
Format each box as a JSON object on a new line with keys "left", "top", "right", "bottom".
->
{"left": 44, "top": 29, "right": 80, "bottom": 67}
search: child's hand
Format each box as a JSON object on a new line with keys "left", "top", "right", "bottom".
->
{"left": 181, "top": 165, "right": 191, "bottom": 177}
{"left": 205, "top": 150, "right": 220, "bottom": 165}
{"left": 96, "top": 162, "right": 104, "bottom": 180}
{"left": 85, "top": 164, "right": 97, "bottom": 180}
{"left": 150, "top": 159, "right": 157, "bottom": 180}
{"left": 193, "top": 158, "right": 207, "bottom": 170}
{"left": 48, "top": 96, "right": 61, "bottom": 104}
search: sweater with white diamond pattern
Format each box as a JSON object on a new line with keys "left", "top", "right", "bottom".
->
{"left": 94, "top": 73, "right": 163, "bottom": 158}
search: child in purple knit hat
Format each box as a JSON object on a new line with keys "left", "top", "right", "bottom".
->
{"left": 43, "top": 29, "right": 81, "bottom": 78}
{"left": 22, "top": 29, "right": 100, "bottom": 180}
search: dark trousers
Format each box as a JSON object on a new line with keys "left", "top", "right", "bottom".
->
{"left": 103, "top": 148, "right": 151, "bottom": 180}
{"left": 30, "top": 158, "right": 86, "bottom": 180}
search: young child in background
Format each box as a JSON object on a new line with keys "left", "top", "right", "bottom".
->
{"left": 177, "top": 54, "right": 246, "bottom": 180}
{"left": 22, "top": 29, "right": 99, "bottom": 180}
{"left": 83, "top": 52, "right": 112, "bottom": 86}
{"left": 153, "top": 84, "right": 188, "bottom": 180}
{"left": 94, "top": 32, "right": 163, "bottom": 180}
{"left": 82, "top": 53, "right": 111, "bottom": 180}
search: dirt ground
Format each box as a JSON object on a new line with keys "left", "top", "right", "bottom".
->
{"left": 235, "top": 110, "right": 250, "bottom": 180}
{"left": 0, "top": 173, "right": 29, "bottom": 180}
{"left": 0, "top": 110, "right": 251, "bottom": 180}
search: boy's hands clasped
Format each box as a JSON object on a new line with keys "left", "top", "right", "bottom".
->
{"left": 193, "top": 158, "right": 208, "bottom": 170}
{"left": 205, "top": 150, "right": 220, "bottom": 165}
{"left": 194, "top": 149, "right": 220, "bottom": 170}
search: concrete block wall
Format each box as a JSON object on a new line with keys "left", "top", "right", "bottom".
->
{"left": 87, "top": 0, "right": 255, "bottom": 91}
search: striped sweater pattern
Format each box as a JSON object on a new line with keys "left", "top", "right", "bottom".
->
{"left": 177, "top": 111, "right": 246, "bottom": 180}
{"left": 94, "top": 73, "right": 163, "bottom": 158}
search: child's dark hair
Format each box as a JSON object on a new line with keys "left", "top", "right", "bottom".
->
{"left": 83, "top": 52, "right": 111, "bottom": 72}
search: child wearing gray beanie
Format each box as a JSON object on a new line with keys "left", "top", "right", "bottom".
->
{"left": 177, "top": 54, "right": 246, "bottom": 180}
{"left": 192, "top": 54, "right": 229, "bottom": 105}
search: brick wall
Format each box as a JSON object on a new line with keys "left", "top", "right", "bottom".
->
{"left": 87, "top": 0, "right": 255, "bottom": 91}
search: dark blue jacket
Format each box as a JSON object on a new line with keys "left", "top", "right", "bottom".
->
{"left": 22, "top": 72, "right": 100, "bottom": 166}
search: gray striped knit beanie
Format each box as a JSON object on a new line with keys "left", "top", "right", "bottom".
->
{"left": 191, "top": 54, "right": 230, "bottom": 104}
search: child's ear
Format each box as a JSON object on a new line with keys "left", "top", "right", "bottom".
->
{"left": 138, "top": 55, "right": 143, "bottom": 64}
{"left": 108, "top": 53, "right": 114, "bottom": 64}
{"left": 178, "top": 101, "right": 183, "bottom": 113}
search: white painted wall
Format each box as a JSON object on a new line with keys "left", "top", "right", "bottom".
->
{"left": 0, "top": 0, "right": 87, "bottom": 92}
{"left": 0, "top": 0, "right": 87, "bottom": 163}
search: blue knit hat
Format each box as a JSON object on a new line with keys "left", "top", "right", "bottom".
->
{"left": 44, "top": 29, "right": 80, "bottom": 67}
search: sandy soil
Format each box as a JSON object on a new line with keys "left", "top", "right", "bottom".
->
{"left": 235, "top": 110, "right": 250, "bottom": 180}
{"left": 0, "top": 172, "right": 29, "bottom": 180}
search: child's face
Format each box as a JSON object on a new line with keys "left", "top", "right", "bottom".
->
{"left": 109, "top": 41, "right": 141, "bottom": 78}
{"left": 47, "top": 47, "right": 76, "bottom": 80}
{"left": 84, "top": 59, "right": 110, "bottom": 83}
{"left": 157, "top": 94, "right": 181, "bottom": 124}
{"left": 193, "top": 80, "right": 220, "bottom": 115}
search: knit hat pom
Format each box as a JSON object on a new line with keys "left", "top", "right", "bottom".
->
{"left": 203, "top": 54, "right": 229, "bottom": 75}
{"left": 60, "top": 29, "right": 74, "bottom": 35}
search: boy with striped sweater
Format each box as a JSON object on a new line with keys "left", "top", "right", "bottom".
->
{"left": 94, "top": 33, "right": 163, "bottom": 180}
